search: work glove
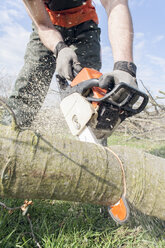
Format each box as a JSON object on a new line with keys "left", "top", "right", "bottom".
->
{"left": 54, "top": 41, "right": 82, "bottom": 81}
{"left": 99, "top": 61, "right": 138, "bottom": 104}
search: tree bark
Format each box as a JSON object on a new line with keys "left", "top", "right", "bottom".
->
{"left": 0, "top": 122, "right": 165, "bottom": 221}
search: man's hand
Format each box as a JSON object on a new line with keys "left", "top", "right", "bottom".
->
{"left": 99, "top": 61, "right": 138, "bottom": 104}
{"left": 55, "top": 42, "right": 82, "bottom": 81}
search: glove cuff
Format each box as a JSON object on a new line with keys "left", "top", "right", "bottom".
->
{"left": 54, "top": 41, "right": 68, "bottom": 58}
{"left": 113, "top": 61, "right": 137, "bottom": 77}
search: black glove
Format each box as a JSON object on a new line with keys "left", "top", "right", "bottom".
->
{"left": 99, "top": 61, "right": 138, "bottom": 104}
{"left": 54, "top": 41, "right": 82, "bottom": 81}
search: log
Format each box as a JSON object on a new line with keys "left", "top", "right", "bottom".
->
{"left": 0, "top": 110, "right": 165, "bottom": 221}
{"left": 0, "top": 124, "right": 123, "bottom": 206}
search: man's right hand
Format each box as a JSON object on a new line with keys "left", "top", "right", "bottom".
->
{"left": 55, "top": 42, "right": 82, "bottom": 81}
{"left": 98, "top": 61, "right": 138, "bottom": 104}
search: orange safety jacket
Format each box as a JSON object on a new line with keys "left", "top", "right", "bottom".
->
{"left": 44, "top": 0, "right": 99, "bottom": 28}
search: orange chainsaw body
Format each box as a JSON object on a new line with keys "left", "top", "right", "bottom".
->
{"left": 71, "top": 68, "right": 107, "bottom": 108}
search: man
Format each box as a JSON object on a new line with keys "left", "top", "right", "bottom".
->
{"left": 1, "top": 0, "right": 137, "bottom": 223}
{"left": 2, "top": 0, "right": 137, "bottom": 129}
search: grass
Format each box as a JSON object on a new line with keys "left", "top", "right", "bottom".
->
{"left": 0, "top": 134, "right": 165, "bottom": 247}
{"left": 108, "top": 133, "right": 165, "bottom": 158}
{"left": 0, "top": 200, "right": 165, "bottom": 248}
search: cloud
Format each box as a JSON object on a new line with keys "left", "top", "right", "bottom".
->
{"left": 137, "top": 58, "right": 165, "bottom": 98}
{"left": 93, "top": 0, "right": 101, "bottom": 6}
{"left": 147, "top": 55, "right": 165, "bottom": 72}
{"left": 131, "top": 32, "right": 165, "bottom": 97}
{"left": 134, "top": 40, "right": 146, "bottom": 62}
{"left": 0, "top": 0, "right": 25, "bottom": 22}
{"left": 152, "top": 35, "right": 164, "bottom": 44}
{"left": 0, "top": 24, "right": 30, "bottom": 73}
{"left": 130, "top": 0, "right": 145, "bottom": 7}
{"left": 135, "top": 32, "right": 145, "bottom": 39}
{"left": 0, "top": 0, "right": 30, "bottom": 75}
{"left": 100, "top": 44, "right": 113, "bottom": 73}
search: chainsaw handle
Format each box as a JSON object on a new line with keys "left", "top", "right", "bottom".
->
{"left": 115, "top": 83, "right": 149, "bottom": 115}
{"left": 87, "top": 82, "right": 149, "bottom": 116}
{"left": 62, "top": 77, "right": 148, "bottom": 116}
{"left": 64, "top": 78, "right": 99, "bottom": 95}
{"left": 73, "top": 78, "right": 99, "bottom": 94}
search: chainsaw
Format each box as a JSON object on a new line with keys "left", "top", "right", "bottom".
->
{"left": 59, "top": 67, "right": 149, "bottom": 224}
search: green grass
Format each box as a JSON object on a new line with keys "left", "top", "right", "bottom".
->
{"left": 0, "top": 200, "right": 165, "bottom": 248}
{"left": 108, "top": 133, "right": 165, "bottom": 158}
{"left": 0, "top": 134, "right": 165, "bottom": 247}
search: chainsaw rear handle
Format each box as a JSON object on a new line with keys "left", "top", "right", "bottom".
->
{"left": 62, "top": 78, "right": 99, "bottom": 98}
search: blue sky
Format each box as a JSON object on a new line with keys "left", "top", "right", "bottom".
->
{"left": 0, "top": 0, "right": 165, "bottom": 100}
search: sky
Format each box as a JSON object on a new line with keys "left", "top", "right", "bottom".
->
{"left": 0, "top": 0, "right": 165, "bottom": 101}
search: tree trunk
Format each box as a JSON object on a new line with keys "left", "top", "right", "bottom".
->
{"left": 0, "top": 120, "right": 165, "bottom": 221}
